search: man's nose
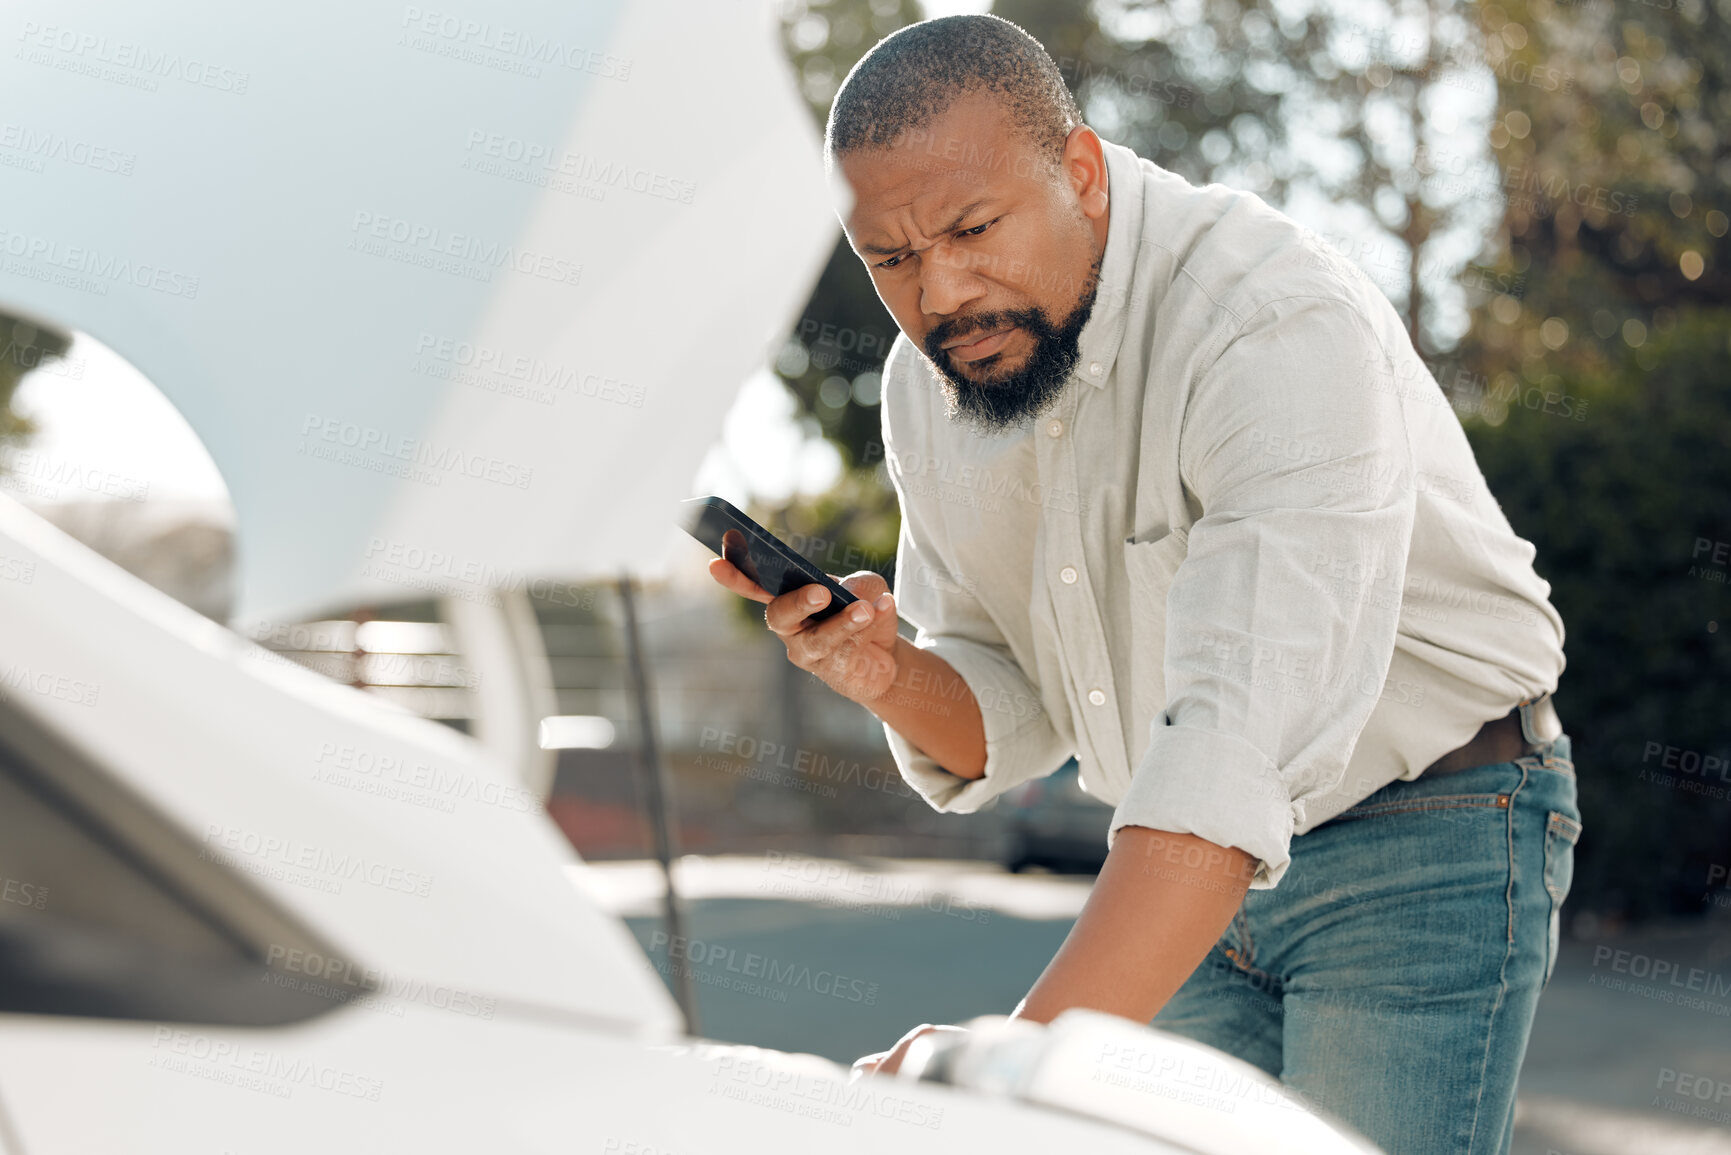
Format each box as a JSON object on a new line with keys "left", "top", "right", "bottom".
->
{"left": 918, "top": 244, "right": 987, "bottom": 318}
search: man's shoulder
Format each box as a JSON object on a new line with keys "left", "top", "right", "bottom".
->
{"left": 1134, "top": 166, "right": 1381, "bottom": 339}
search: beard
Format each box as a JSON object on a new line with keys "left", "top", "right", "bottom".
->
{"left": 921, "top": 253, "right": 1103, "bottom": 436}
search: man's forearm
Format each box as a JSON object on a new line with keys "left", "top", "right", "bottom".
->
{"left": 1012, "top": 826, "right": 1256, "bottom": 1024}
{"left": 861, "top": 637, "right": 987, "bottom": 779}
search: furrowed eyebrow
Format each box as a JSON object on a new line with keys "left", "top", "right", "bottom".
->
{"left": 860, "top": 200, "right": 990, "bottom": 257}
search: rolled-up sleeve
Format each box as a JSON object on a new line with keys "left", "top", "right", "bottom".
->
{"left": 878, "top": 366, "right": 1073, "bottom": 814}
{"left": 1108, "top": 296, "right": 1419, "bottom": 889}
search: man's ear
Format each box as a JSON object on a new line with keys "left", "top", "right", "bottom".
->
{"left": 1062, "top": 125, "right": 1108, "bottom": 221}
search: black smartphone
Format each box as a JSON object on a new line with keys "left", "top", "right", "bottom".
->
{"left": 679, "top": 496, "right": 861, "bottom": 623}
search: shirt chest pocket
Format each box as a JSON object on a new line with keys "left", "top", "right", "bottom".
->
{"left": 1122, "top": 526, "right": 1190, "bottom": 770}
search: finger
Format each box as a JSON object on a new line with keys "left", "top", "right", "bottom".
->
{"left": 866, "top": 589, "right": 898, "bottom": 624}
{"left": 831, "top": 571, "right": 897, "bottom": 628}
{"left": 838, "top": 570, "right": 890, "bottom": 601}
{"left": 876, "top": 1039, "right": 912, "bottom": 1077}
{"left": 849, "top": 1052, "right": 887, "bottom": 1081}
{"left": 778, "top": 590, "right": 890, "bottom": 665}
{"left": 763, "top": 581, "right": 839, "bottom": 637}
{"left": 707, "top": 556, "right": 772, "bottom": 604}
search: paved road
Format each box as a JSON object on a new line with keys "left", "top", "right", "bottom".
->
{"left": 574, "top": 855, "right": 1731, "bottom": 1154}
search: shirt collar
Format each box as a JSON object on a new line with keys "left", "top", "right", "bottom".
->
{"left": 1072, "top": 138, "right": 1146, "bottom": 390}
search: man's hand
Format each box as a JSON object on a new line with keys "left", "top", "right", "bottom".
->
{"left": 704, "top": 530, "right": 989, "bottom": 780}
{"left": 706, "top": 530, "right": 900, "bottom": 705}
{"left": 850, "top": 1023, "right": 968, "bottom": 1081}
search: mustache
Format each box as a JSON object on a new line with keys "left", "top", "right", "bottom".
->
{"left": 924, "top": 308, "right": 1045, "bottom": 358}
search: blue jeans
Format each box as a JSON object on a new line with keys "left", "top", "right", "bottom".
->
{"left": 1150, "top": 736, "right": 1582, "bottom": 1155}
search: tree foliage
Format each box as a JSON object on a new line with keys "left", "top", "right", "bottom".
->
{"left": 0, "top": 312, "right": 70, "bottom": 459}
{"left": 1458, "top": 0, "right": 1731, "bottom": 919}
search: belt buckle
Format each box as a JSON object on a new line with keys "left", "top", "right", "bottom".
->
{"left": 1518, "top": 693, "right": 1562, "bottom": 746}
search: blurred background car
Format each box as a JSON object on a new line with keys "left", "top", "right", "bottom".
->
{"left": 1000, "top": 758, "right": 1112, "bottom": 875}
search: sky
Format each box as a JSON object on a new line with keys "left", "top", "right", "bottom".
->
{"left": 5, "top": 335, "right": 231, "bottom": 509}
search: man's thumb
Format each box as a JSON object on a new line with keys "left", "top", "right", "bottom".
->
{"left": 837, "top": 570, "right": 890, "bottom": 602}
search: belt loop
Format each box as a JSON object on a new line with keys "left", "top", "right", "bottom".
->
{"left": 1518, "top": 692, "right": 1562, "bottom": 748}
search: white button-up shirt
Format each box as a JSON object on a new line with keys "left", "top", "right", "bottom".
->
{"left": 877, "top": 138, "right": 1566, "bottom": 889}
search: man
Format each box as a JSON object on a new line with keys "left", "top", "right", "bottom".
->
{"left": 706, "top": 15, "right": 1581, "bottom": 1155}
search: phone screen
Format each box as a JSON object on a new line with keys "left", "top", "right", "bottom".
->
{"left": 680, "top": 496, "right": 860, "bottom": 622}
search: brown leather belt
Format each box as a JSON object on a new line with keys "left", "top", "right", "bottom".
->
{"left": 1423, "top": 703, "right": 1553, "bottom": 776}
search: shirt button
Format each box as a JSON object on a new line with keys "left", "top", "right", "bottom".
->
{"left": 1059, "top": 566, "right": 1078, "bottom": 584}
{"left": 1046, "top": 418, "right": 1063, "bottom": 438}
{"left": 1088, "top": 688, "right": 1107, "bottom": 706}
{"left": 1088, "top": 361, "right": 1103, "bottom": 376}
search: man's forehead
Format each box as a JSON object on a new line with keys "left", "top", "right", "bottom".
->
{"left": 839, "top": 136, "right": 1043, "bottom": 250}
{"left": 842, "top": 163, "right": 997, "bottom": 243}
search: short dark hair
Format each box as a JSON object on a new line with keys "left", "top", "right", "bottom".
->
{"left": 825, "top": 15, "right": 1081, "bottom": 172}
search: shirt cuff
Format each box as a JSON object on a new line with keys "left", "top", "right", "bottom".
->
{"left": 1108, "top": 726, "right": 1298, "bottom": 889}
{"left": 881, "top": 634, "right": 1070, "bottom": 814}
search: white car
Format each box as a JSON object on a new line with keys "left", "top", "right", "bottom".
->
{"left": 0, "top": 493, "right": 1383, "bottom": 1154}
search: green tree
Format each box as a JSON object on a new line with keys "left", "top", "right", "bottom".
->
{"left": 1005, "top": 0, "right": 1534, "bottom": 355}
{"left": 1458, "top": 0, "right": 1731, "bottom": 920}
{"left": 763, "top": 0, "right": 924, "bottom": 586}
{"left": 0, "top": 312, "right": 70, "bottom": 456}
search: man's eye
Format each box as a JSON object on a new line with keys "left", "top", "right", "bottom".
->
{"left": 959, "top": 219, "right": 996, "bottom": 237}
{"left": 876, "top": 254, "right": 906, "bottom": 269}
